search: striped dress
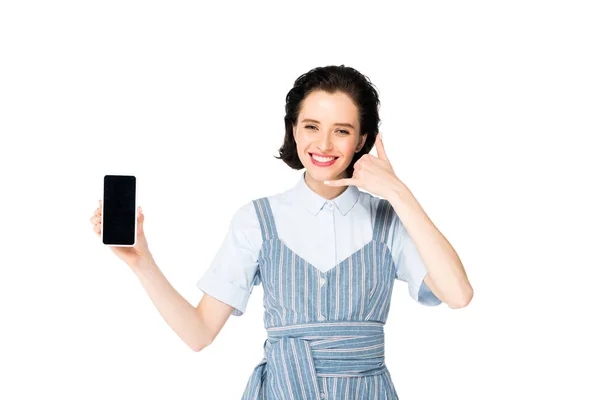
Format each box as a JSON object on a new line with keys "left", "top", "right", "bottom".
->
{"left": 242, "top": 196, "right": 400, "bottom": 400}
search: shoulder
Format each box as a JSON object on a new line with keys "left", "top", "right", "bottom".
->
{"left": 229, "top": 189, "right": 284, "bottom": 234}
{"left": 231, "top": 200, "right": 258, "bottom": 225}
{"left": 355, "top": 189, "right": 388, "bottom": 209}
{"left": 224, "top": 200, "right": 264, "bottom": 255}
{"left": 355, "top": 191, "right": 393, "bottom": 221}
{"left": 232, "top": 187, "right": 285, "bottom": 220}
{"left": 360, "top": 193, "right": 405, "bottom": 244}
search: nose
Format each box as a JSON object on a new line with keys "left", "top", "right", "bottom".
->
{"left": 317, "top": 133, "right": 333, "bottom": 152}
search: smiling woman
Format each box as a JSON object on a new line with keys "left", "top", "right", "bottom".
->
{"left": 193, "top": 65, "right": 471, "bottom": 399}
{"left": 92, "top": 64, "right": 470, "bottom": 400}
{"left": 276, "top": 66, "right": 381, "bottom": 200}
{"left": 292, "top": 91, "right": 367, "bottom": 187}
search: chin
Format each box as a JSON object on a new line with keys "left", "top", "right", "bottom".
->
{"left": 303, "top": 155, "right": 349, "bottom": 180}
{"left": 307, "top": 168, "right": 345, "bottom": 182}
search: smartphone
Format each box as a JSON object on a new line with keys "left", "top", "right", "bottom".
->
{"left": 102, "top": 175, "right": 137, "bottom": 246}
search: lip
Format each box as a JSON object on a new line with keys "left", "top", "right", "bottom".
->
{"left": 309, "top": 152, "right": 339, "bottom": 158}
{"left": 309, "top": 152, "right": 338, "bottom": 167}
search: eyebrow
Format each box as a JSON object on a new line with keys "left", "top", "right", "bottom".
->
{"left": 300, "top": 118, "right": 356, "bottom": 130}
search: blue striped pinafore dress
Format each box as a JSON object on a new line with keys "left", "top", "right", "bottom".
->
{"left": 242, "top": 196, "right": 400, "bottom": 400}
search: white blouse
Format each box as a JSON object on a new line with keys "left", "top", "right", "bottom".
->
{"left": 197, "top": 172, "right": 441, "bottom": 316}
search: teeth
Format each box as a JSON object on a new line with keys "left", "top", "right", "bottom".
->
{"left": 312, "top": 154, "right": 336, "bottom": 162}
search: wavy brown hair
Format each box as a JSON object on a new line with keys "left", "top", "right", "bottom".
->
{"left": 275, "top": 65, "right": 381, "bottom": 178}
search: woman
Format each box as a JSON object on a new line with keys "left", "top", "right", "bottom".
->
{"left": 90, "top": 65, "right": 473, "bottom": 399}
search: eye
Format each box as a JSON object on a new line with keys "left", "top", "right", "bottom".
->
{"left": 304, "top": 125, "right": 349, "bottom": 135}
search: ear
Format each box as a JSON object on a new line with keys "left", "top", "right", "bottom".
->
{"left": 292, "top": 125, "right": 296, "bottom": 141}
{"left": 355, "top": 133, "right": 368, "bottom": 152}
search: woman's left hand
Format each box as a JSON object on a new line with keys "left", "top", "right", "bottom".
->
{"left": 324, "top": 133, "right": 402, "bottom": 199}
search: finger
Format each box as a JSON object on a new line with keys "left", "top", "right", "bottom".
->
{"left": 374, "top": 132, "right": 388, "bottom": 161}
{"left": 324, "top": 178, "right": 355, "bottom": 187}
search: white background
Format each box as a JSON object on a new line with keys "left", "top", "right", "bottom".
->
{"left": 1, "top": 1, "right": 599, "bottom": 399}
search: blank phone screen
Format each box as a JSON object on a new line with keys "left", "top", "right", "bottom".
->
{"left": 102, "top": 175, "right": 136, "bottom": 245}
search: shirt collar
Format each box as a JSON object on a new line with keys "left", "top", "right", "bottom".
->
{"left": 291, "top": 171, "right": 360, "bottom": 216}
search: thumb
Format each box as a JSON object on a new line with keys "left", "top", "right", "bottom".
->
{"left": 137, "top": 206, "right": 145, "bottom": 235}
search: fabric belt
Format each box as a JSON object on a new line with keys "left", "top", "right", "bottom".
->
{"left": 242, "top": 321, "right": 386, "bottom": 400}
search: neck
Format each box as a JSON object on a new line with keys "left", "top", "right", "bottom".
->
{"left": 304, "top": 170, "right": 348, "bottom": 200}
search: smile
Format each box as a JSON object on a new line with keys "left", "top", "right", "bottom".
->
{"left": 310, "top": 153, "right": 338, "bottom": 166}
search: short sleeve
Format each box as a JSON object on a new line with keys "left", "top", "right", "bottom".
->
{"left": 196, "top": 201, "right": 262, "bottom": 316}
{"left": 387, "top": 209, "right": 442, "bottom": 307}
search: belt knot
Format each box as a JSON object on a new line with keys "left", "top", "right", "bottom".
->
{"left": 244, "top": 321, "right": 386, "bottom": 399}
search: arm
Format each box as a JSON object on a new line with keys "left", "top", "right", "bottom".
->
{"left": 388, "top": 182, "right": 473, "bottom": 309}
{"left": 131, "top": 256, "right": 233, "bottom": 352}
{"left": 324, "top": 133, "right": 472, "bottom": 308}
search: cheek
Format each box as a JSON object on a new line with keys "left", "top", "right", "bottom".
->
{"left": 339, "top": 142, "right": 357, "bottom": 156}
{"left": 296, "top": 134, "right": 314, "bottom": 154}
{"left": 295, "top": 137, "right": 307, "bottom": 153}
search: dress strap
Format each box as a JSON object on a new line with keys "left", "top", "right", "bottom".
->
{"left": 373, "top": 198, "right": 394, "bottom": 244}
{"left": 252, "top": 197, "right": 279, "bottom": 242}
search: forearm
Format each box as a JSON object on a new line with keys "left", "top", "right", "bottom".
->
{"left": 387, "top": 181, "right": 473, "bottom": 308}
{"left": 130, "top": 257, "right": 211, "bottom": 351}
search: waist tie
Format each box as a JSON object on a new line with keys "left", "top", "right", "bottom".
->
{"left": 242, "top": 321, "right": 386, "bottom": 400}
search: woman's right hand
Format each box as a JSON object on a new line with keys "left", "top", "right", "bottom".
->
{"left": 90, "top": 200, "right": 153, "bottom": 269}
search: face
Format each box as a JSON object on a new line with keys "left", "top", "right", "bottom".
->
{"left": 292, "top": 90, "right": 367, "bottom": 183}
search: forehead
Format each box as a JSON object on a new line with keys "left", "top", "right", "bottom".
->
{"left": 299, "top": 91, "right": 358, "bottom": 123}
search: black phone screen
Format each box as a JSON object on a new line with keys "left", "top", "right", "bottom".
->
{"left": 102, "top": 175, "right": 136, "bottom": 246}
